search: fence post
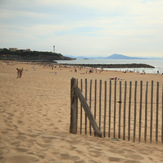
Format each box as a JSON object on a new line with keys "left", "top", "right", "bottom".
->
{"left": 99, "top": 80, "right": 102, "bottom": 132}
{"left": 80, "top": 79, "right": 83, "bottom": 134}
{"left": 103, "top": 81, "right": 107, "bottom": 137}
{"left": 89, "top": 79, "right": 92, "bottom": 135}
{"left": 162, "top": 85, "right": 163, "bottom": 144}
{"left": 108, "top": 80, "right": 112, "bottom": 137}
{"left": 150, "top": 80, "right": 153, "bottom": 143}
{"left": 114, "top": 80, "right": 117, "bottom": 138}
{"left": 133, "top": 81, "right": 137, "bottom": 142}
{"left": 118, "top": 81, "right": 122, "bottom": 139}
{"left": 70, "top": 78, "right": 78, "bottom": 134}
{"left": 156, "top": 82, "right": 159, "bottom": 143}
{"left": 94, "top": 79, "right": 97, "bottom": 136}
{"left": 144, "top": 81, "right": 148, "bottom": 143}
{"left": 128, "top": 81, "right": 132, "bottom": 141}
{"left": 85, "top": 79, "right": 87, "bottom": 135}
{"left": 139, "top": 81, "right": 143, "bottom": 142}
{"left": 123, "top": 81, "right": 127, "bottom": 140}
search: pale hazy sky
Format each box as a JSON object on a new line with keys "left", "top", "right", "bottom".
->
{"left": 0, "top": 0, "right": 163, "bottom": 57}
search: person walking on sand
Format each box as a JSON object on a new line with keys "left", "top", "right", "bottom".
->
{"left": 20, "top": 68, "right": 23, "bottom": 78}
{"left": 16, "top": 68, "right": 23, "bottom": 78}
{"left": 16, "top": 68, "right": 20, "bottom": 78}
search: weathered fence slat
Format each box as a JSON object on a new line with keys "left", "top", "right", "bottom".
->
{"left": 74, "top": 85, "right": 102, "bottom": 137}
{"left": 139, "top": 81, "right": 143, "bottom": 142}
{"left": 114, "top": 80, "right": 117, "bottom": 138}
{"left": 89, "top": 80, "right": 92, "bottom": 136}
{"left": 123, "top": 81, "right": 127, "bottom": 140}
{"left": 70, "top": 78, "right": 78, "bottom": 134}
{"left": 133, "top": 81, "right": 137, "bottom": 142}
{"left": 162, "top": 86, "right": 163, "bottom": 144}
{"left": 94, "top": 80, "right": 97, "bottom": 136}
{"left": 103, "top": 81, "right": 107, "bottom": 137}
{"left": 76, "top": 79, "right": 78, "bottom": 133}
{"left": 108, "top": 80, "right": 112, "bottom": 138}
{"left": 99, "top": 80, "right": 102, "bottom": 132}
{"left": 144, "top": 81, "right": 148, "bottom": 143}
{"left": 156, "top": 82, "right": 159, "bottom": 143}
{"left": 118, "top": 81, "right": 122, "bottom": 139}
{"left": 150, "top": 80, "right": 153, "bottom": 143}
{"left": 128, "top": 81, "right": 132, "bottom": 141}
{"left": 85, "top": 79, "right": 87, "bottom": 135}
{"left": 80, "top": 79, "right": 83, "bottom": 134}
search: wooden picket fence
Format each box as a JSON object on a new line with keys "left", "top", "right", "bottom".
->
{"left": 70, "top": 78, "right": 163, "bottom": 144}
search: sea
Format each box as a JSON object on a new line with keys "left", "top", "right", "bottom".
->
{"left": 55, "top": 59, "right": 163, "bottom": 75}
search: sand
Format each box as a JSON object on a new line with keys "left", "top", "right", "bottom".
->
{"left": 0, "top": 61, "right": 163, "bottom": 163}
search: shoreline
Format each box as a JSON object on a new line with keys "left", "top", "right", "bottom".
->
{"left": 1, "top": 59, "right": 154, "bottom": 68}
{"left": 1, "top": 60, "right": 161, "bottom": 75}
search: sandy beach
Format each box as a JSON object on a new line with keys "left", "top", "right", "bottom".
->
{"left": 0, "top": 61, "right": 163, "bottom": 163}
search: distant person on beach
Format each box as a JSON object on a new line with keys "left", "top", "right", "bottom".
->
{"left": 89, "top": 69, "right": 93, "bottom": 73}
{"left": 16, "top": 68, "right": 23, "bottom": 78}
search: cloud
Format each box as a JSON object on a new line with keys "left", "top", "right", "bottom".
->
{"left": 0, "top": 0, "right": 163, "bottom": 57}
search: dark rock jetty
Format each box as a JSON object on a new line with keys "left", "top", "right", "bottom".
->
{"left": 59, "top": 63, "right": 155, "bottom": 68}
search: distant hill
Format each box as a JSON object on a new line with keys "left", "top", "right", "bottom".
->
{"left": 106, "top": 54, "right": 163, "bottom": 59}
{"left": 65, "top": 54, "right": 142, "bottom": 59}
{"left": 106, "top": 54, "right": 140, "bottom": 59}
{"left": 65, "top": 54, "right": 163, "bottom": 60}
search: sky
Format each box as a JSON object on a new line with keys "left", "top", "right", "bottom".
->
{"left": 0, "top": 0, "right": 163, "bottom": 57}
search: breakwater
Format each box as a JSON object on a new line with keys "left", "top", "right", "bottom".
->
{"left": 58, "top": 63, "right": 155, "bottom": 69}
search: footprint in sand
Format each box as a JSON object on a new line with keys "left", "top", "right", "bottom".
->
{"left": 36, "top": 142, "right": 50, "bottom": 149}
{"left": 3, "top": 155, "right": 39, "bottom": 163}
{"left": 74, "top": 160, "right": 86, "bottom": 163}
{"left": 0, "top": 148, "right": 10, "bottom": 155}
{"left": 124, "top": 160, "right": 141, "bottom": 163}
{"left": 108, "top": 157, "right": 122, "bottom": 162}
{"left": 124, "top": 149, "right": 135, "bottom": 153}
{"left": 26, "top": 151, "right": 45, "bottom": 159}
{"left": 0, "top": 156, "right": 4, "bottom": 162}
{"left": 10, "top": 141, "right": 20, "bottom": 147}
{"left": 60, "top": 153, "right": 80, "bottom": 161}
{"left": 16, "top": 147, "right": 29, "bottom": 152}
{"left": 109, "top": 149, "right": 125, "bottom": 154}
{"left": 6, "top": 112, "right": 14, "bottom": 118}
{"left": 88, "top": 160, "right": 99, "bottom": 163}
{"left": 1, "top": 130, "right": 9, "bottom": 134}
{"left": 89, "top": 150, "right": 102, "bottom": 157}
{"left": 67, "top": 139, "right": 80, "bottom": 145}
{"left": 17, "top": 120, "right": 23, "bottom": 124}
{"left": 54, "top": 127, "right": 59, "bottom": 130}
{"left": 15, "top": 135, "right": 26, "bottom": 141}
{"left": 71, "top": 145, "right": 77, "bottom": 150}
{"left": 126, "top": 154, "right": 144, "bottom": 160}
